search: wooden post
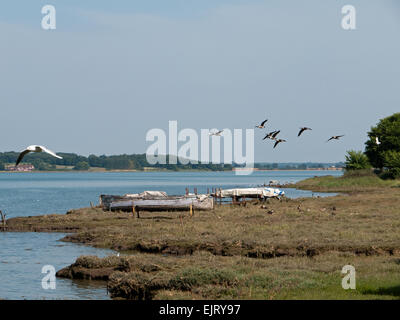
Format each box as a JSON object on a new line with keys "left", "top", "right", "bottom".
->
{"left": 194, "top": 188, "right": 198, "bottom": 195}
{"left": 132, "top": 203, "right": 136, "bottom": 217}
{"left": 0, "top": 210, "right": 6, "bottom": 231}
{"left": 189, "top": 203, "right": 193, "bottom": 217}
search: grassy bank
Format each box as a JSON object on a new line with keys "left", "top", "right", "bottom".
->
{"left": 291, "top": 170, "right": 400, "bottom": 193}
{"left": 5, "top": 173, "right": 400, "bottom": 299}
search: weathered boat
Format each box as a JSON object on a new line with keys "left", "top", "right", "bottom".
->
{"left": 100, "top": 192, "right": 214, "bottom": 212}
{"left": 214, "top": 187, "right": 285, "bottom": 199}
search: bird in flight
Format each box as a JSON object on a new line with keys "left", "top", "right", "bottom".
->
{"left": 263, "top": 130, "right": 278, "bottom": 140}
{"left": 16, "top": 145, "right": 63, "bottom": 166}
{"left": 327, "top": 135, "right": 344, "bottom": 142}
{"left": 271, "top": 130, "right": 280, "bottom": 139}
{"left": 298, "top": 127, "right": 312, "bottom": 137}
{"left": 209, "top": 130, "right": 224, "bottom": 136}
{"left": 255, "top": 119, "right": 268, "bottom": 129}
{"left": 273, "top": 139, "right": 286, "bottom": 148}
{"left": 375, "top": 137, "right": 381, "bottom": 145}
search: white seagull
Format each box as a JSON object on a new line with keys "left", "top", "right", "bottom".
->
{"left": 16, "top": 145, "right": 63, "bottom": 166}
{"left": 375, "top": 137, "right": 381, "bottom": 145}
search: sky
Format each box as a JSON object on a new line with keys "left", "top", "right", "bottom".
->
{"left": 0, "top": 0, "right": 399, "bottom": 163}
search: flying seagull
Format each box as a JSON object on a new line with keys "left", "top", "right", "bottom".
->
{"left": 263, "top": 130, "right": 278, "bottom": 140}
{"left": 16, "top": 145, "right": 63, "bottom": 166}
{"left": 298, "top": 127, "right": 312, "bottom": 137}
{"left": 273, "top": 139, "right": 286, "bottom": 148}
{"left": 255, "top": 119, "right": 268, "bottom": 129}
{"left": 327, "top": 135, "right": 344, "bottom": 142}
{"left": 209, "top": 130, "right": 224, "bottom": 136}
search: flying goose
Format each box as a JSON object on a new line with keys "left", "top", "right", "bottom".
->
{"left": 327, "top": 135, "right": 344, "bottom": 142}
{"left": 298, "top": 127, "right": 312, "bottom": 137}
{"left": 263, "top": 130, "right": 278, "bottom": 140}
{"left": 255, "top": 119, "right": 268, "bottom": 129}
{"left": 16, "top": 145, "right": 63, "bottom": 166}
{"left": 273, "top": 139, "right": 286, "bottom": 148}
{"left": 271, "top": 130, "right": 280, "bottom": 139}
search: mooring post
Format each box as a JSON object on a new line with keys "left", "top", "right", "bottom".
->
{"left": 0, "top": 210, "right": 6, "bottom": 231}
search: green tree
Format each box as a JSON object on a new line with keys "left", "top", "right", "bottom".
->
{"left": 365, "top": 113, "right": 400, "bottom": 169}
{"left": 382, "top": 150, "right": 400, "bottom": 179}
{"left": 73, "top": 161, "right": 90, "bottom": 171}
{"left": 345, "top": 150, "right": 371, "bottom": 170}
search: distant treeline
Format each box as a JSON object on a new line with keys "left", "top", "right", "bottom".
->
{"left": 253, "top": 162, "right": 345, "bottom": 170}
{"left": 0, "top": 152, "right": 232, "bottom": 171}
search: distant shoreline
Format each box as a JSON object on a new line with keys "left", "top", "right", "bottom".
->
{"left": 0, "top": 168, "right": 343, "bottom": 173}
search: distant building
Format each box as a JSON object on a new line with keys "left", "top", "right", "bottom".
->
{"left": 6, "top": 164, "right": 35, "bottom": 172}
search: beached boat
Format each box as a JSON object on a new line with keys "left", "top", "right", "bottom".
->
{"left": 214, "top": 187, "right": 285, "bottom": 199}
{"left": 100, "top": 192, "right": 214, "bottom": 212}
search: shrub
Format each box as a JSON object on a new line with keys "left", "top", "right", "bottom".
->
{"left": 73, "top": 161, "right": 90, "bottom": 170}
{"left": 345, "top": 150, "right": 371, "bottom": 171}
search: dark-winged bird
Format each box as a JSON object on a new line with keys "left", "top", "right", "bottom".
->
{"left": 271, "top": 130, "right": 280, "bottom": 139}
{"left": 16, "top": 145, "right": 63, "bottom": 166}
{"left": 327, "top": 135, "right": 344, "bottom": 142}
{"left": 209, "top": 130, "right": 224, "bottom": 136}
{"left": 263, "top": 130, "right": 278, "bottom": 140}
{"left": 298, "top": 127, "right": 312, "bottom": 137}
{"left": 273, "top": 139, "right": 286, "bottom": 148}
{"left": 255, "top": 119, "right": 268, "bottom": 129}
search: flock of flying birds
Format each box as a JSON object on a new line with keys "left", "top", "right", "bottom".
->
{"left": 255, "top": 118, "right": 345, "bottom": 148}
{"left": 16, "top": 119, "right": 384, "bottom": 166}
{"left": 208, "top": 118, "right": 346, "bottom": 149}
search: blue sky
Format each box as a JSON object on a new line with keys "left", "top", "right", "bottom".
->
{"left": 0, "top": 0, "right": 399, "bottom": 162}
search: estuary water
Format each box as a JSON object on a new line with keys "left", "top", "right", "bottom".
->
{"left": 0, "top": 170, "right": 342, "bottom": 299}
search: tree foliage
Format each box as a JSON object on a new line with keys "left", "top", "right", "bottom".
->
{"left": 345, "top": 150, "right": 371, "bottom": 170}
{"left": 0, "top": 152, "right": 231, "bottom": 171}
{"left": 365, "top": 113, "right": 400, "bottom": 169}
{"left": 73, "top": 161, "right": 90, "bottom": 171}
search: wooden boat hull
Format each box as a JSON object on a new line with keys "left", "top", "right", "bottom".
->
{"left": 100, "top": 194, "right": 214, "bottom": 212}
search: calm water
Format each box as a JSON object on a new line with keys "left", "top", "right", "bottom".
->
{"left": 0, "top": 170, "right": 342, "bottom": 299}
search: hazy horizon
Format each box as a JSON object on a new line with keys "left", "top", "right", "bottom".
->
{"left": 1, "top": 0, "right": 399, "bottom": 162}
